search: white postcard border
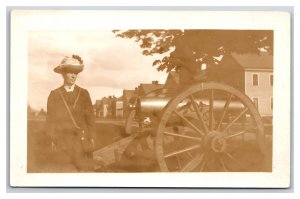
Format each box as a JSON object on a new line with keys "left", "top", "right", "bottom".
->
{"left": 10, "top": 10, "right": 290, "bottom": 188}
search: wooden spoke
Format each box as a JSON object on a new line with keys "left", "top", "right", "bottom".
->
{"left": 174, "top": 110, "right": 205, "bottom": 136}
{"left": 186, "top": 151, "right": 194, "bottom": 159}
{"left": 189, "top": 95, "right": 209, "bottom": 133}
{"left": 222, "top": 107, "right": 248, "bottom": 133}
{"left": 218, "top": 156, "right": 228, "bottom": 172}
{"left": 177, "top": 102, "right": 190, "bottom": 112}
{"left": 224, "top": 130, "right": 247, "bottom": 139}
{"left": 245, "top": 126, "right": 258, "bottom": 133}
{"left": 224, "top": 142, "right": 242, "bottom": 150}
{"left": 199, "top": 159, "right": 206, "bottom": 172}
{"left": 187, "top": 102, "right": 194, "bottom": 112}
{"left": 223, "top": 151, "right": 246, "bottom": 170}
{"left": 176, "top": 155, "right": 182, "bottom": 170}
{"left": 216, "top": 94, "right": 233, "bottom": 131}
{"left": 163, "top": 131, "right": 202, "bottom": 141}
{"left": 209, "top": 89, "right": 214, "bottom": 130}
{"left": 181, "top": 153, "right": 204, "bottom": 172}
{"left": 156, "top": 82, "right": 266, "bottom": 172}
{"left": 164, "top": 144, "right": 201, "bottom": 158}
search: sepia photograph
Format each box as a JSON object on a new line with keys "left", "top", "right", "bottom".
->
{"left": 27, "top": 29, "right": 273, "bottom": 173}
{"left": 10, "top": 10, "right": 290, "bottom": 187}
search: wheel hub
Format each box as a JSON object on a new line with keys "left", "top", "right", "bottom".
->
{"left": 203, "top": 131, "right": 227, "bottom": 153}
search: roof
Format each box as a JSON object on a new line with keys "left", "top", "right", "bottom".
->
{"left": 123, "top": 89, "right": 135, "bottom": 97}
{"left": 231, "top": 52, "right": 273, "bottom": 70}
{"left": 139, "top": 83, "right": 164, "bottom": 95}
{"left": 167, "top": 71, "right": 180, "bottom": 84}
{"left": 96, "top": 97, "right": 111, "bottom": 104}
{"left": 164, "top": 71, "right": 180, "bottom": 89}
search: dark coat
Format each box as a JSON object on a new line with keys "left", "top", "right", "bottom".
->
{"left": 46, "top": 85, "right": 96, "bottom": 141}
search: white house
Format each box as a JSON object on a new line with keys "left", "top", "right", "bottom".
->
{"left": 231, "top": 52, "right": 273, "bottom": 117}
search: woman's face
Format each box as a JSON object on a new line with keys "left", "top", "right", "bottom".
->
{"left": 62, "top": 70, "right": 78, "bottom": 85}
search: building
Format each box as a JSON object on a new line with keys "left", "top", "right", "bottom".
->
{"left": 95, "top": 81, "right": 164, "bottom": 119}
{"left": 95, "top": 51, "right": 273, "bottom": 119}
{"left": 94, "top": 98, "right": 109, "bottom": 118}
{"left": 163, "top": 71, "right": 180, "bottom": 96}
{"left": 160, "top": 52, "right": 273, "bottom": 117}
{"left": 115, "top": 98, "right": 123, "bottom": 118}
{"left": 135, "top": 81, "right": 164, "bottom": 97}
{"left": 94, "top": 96, "right": 118, "bottom": 118}
{"left": 122, "top": 89, "right": 136, "bottom": 118}
{"left": 231, "top": 52, "right": 273, "bottom": 117}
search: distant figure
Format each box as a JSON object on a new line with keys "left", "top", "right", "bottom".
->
{"left": 46, "top": 55, "right": 96, "bottom": 172}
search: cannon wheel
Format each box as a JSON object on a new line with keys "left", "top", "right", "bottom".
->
{"left": 155, "top": 82, "right": 267, "bottom": 172}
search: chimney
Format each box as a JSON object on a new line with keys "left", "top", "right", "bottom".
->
{"left": 152, "top": 80, "right": 159, "bottom": 85}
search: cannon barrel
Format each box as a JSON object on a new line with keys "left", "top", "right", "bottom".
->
{"left": 137, "top": 97, "right": 245, "bottom": 115}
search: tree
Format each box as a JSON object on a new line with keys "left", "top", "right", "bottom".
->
{"left": 113, "top": 29, "right": 273, "bottom": 74}
{"left": 38, "top": 108, "right": 46, "bottom": 116}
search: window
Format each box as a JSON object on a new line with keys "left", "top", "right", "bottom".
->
{"left": 270, "top": 74, "right": 273, "bottom": 86}
{"left": 252, "top": 74, "right": 259, "bottom": 86}
{"left": 252, "top": 97, "right": 259, "bottom": 109}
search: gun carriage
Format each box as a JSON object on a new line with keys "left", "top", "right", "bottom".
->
{"left": 118, "top": 61, "right": 268, "bottom": 172}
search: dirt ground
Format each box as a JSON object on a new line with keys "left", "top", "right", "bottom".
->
{"left": 27, "top": 119, "right": 272, "bottom": 173}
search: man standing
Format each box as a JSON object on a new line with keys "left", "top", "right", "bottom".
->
{"left": 46, "top": 55, "right": 96, "bottom": 172}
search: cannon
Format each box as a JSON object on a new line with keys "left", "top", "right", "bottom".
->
{"left": 121, "top": 78, "right": 268, "bottom": 172}
{"left": 94, "top": 68, "right": 269, "bottom": 172}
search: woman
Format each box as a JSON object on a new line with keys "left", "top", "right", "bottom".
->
{"left": 46, "top": 55, "right": 96, "bottom": 172}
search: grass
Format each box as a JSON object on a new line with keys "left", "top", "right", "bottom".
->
{"left": 27, "top": 118, "right": 272, "bottom": 172}
{"left": 27, "top": 119, "right": 126, "bottom": 172}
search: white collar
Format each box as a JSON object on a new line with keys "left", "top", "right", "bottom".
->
{"left": 63, "top": 84, "right": 75, "bottom": 92}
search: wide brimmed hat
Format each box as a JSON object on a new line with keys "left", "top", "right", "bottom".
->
{"left": 54, "top": 55, "right": 84, "bottom": 73}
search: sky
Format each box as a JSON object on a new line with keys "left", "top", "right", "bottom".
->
{"left": 28, "top": 30, "right": 168, "bottom": 110}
